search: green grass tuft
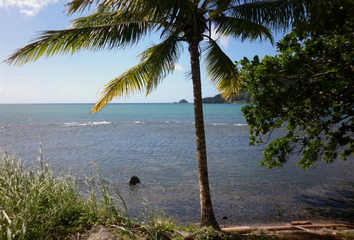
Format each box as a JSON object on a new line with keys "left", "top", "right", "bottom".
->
{"left": 0, "top": 150, "right": 127, "bottom": 240}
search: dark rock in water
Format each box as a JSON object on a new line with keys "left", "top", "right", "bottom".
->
{"left": 128, "top": 175, "right": 141, "bottom": 185}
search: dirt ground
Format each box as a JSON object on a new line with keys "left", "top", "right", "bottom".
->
{"left": 222, "top": 222, "right": 354, "bottom": 240}
{"left": 72, "top": 223, "right": 354, "bottom": 240}
{"left": 248, "top": 228, "right": 354, "bottom": 240}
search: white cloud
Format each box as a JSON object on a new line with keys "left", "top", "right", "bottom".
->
{"left": 0, "top": 0, "right": 59, "bottom": 16}
{"left": 174, "top": 64, "right": 183, "bottom": 71}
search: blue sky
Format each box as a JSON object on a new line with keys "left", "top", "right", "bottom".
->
{"left": 1, "top": 0, "right": 283, "bottom": 104}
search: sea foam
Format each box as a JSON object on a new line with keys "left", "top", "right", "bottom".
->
{"left": 63, "top": 121, "right": 112, "bottom": 126}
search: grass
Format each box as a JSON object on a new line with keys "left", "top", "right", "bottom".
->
{"left": 0, "top": 148, "right": 127, "bottom": 240}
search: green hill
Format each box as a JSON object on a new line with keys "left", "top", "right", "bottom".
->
{"left": 202, "top": 92, "right": 251, "bottom": 103}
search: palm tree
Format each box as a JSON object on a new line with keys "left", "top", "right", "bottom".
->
{"left": 5, "top": 0, "right": 315, "bottom": 229}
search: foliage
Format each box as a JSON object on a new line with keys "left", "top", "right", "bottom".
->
{"left": 136, "top": 199, "right": 177, "bottom": 235}
{"left": 203, "top": 94, "right": 227, "bottom": 104}
{"left": 0, "top": 149, "right": 127, "bottom": 240}
{"left": 202, "top": 92, "right": 251, "bottom": 104}
{"left": 238, "top": 1, "right": 354, "bottom": 169}
{"left": 194, "top": 227, "right": 241, "bottom": 240}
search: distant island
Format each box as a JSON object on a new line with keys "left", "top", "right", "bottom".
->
{"left": 202, "top": 92, "right": 251, "bottom": 104}
{"left": 174, "top": 99, "right": 189, "bottom": 103}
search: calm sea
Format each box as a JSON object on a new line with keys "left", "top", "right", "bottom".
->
{"left": 1, "top": 103, "right": 353, "bottom": 226}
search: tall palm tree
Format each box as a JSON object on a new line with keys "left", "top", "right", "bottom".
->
{"left": 6, "top": 0, "right": 314, "bottom": 229}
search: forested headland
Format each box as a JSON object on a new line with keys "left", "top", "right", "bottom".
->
{"left": 202, "top": 92, "right": 251, "bottom": 104}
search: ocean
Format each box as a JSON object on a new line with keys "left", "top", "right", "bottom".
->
{"left": 1, "top": 103, "right": 353, "bottom": 226}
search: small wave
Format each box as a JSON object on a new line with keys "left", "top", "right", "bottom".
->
{"left": 134, "top": 121, "right": 147, "bottom": 124}
{"left": 211, "top": 123, "right": 228, "bottom": 126}
{"left": 63, "top": 121, "right": 112, "bottom": 127}
{"left": 207, "top": 123, "right": 248, "bottom": 126}
{"left": 133, "top": 120, "right": 194, "bottom": 125}
{"left": 0, "top": 125, "right": 12, "bottom": 129}
{"left": 234, "top": 123, "right": 248, "bottom": 126}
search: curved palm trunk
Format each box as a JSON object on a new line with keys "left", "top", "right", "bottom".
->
{"left": 189, "top": 42, "right": 220, "bottom": 230}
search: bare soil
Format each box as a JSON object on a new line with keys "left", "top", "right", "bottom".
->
{"left": 247, "top": 229, "right": 354, "bottom": 240}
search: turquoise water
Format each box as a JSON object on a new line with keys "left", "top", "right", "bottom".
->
{"left": 1, "top": 103, "right": 353, "bottom": 226}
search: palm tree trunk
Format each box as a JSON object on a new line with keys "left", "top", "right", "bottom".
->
{"left": 189, "top": 42, "right": 220, "bottom": 230}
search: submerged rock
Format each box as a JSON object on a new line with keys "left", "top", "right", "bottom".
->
{"left": 128, "top": 175, "right": 141, "bottom": 185}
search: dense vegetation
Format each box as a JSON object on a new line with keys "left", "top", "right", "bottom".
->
{"left": 238, "top": 0, "right": 354, "bottom": 169}
{"left": 202, "top": 92, "right": 251, "bottom": 104}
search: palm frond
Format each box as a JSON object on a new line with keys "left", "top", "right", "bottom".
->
{"left": 90, "top": 68, "right": 147, "bottom": 114}
{"left": 5, "top": 13, "right": 153, "bottom": 66}
{"left": 147, "top": 0, "right": 195, "bottom": 29}
{"left": 67, "top": 0, "right": 195, "bottom": 25}
{"left": 139, "top": 37, "right": 182, "bottom": 95}
{"left": 211, "top": 0, "right": 234, "bottom": 11}
{"left": 66, "top": 0, "right": 133, "bottom": 14}
{"left": 203, "top": 40, "right": 241, "bottom": 98}
{"left": 228, "top": 0, "right": 310, "bottom": 32}
{"left": 214, "top": 16, "right": 273, "bottom": 44}
{"left": 66, "top": 0, "right": 98, "bottom": 14}
{"left": 70, "top": 9, "right": 149, "bottom": 28}
{"left": 91, "top": 36, "right": 182, "bottom": 113}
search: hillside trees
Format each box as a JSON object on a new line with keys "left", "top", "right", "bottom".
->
{"left": 202, "top": 92, "right": 251, "bottom": 103}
